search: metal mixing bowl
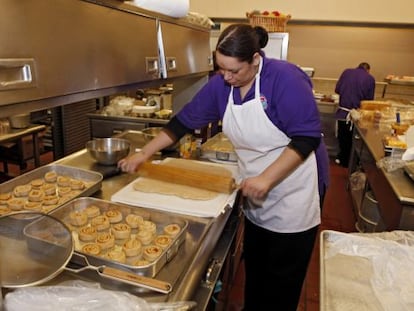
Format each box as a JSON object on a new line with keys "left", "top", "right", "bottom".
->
{"left": 86, "top": 138, "right": 130, "bottom": 166}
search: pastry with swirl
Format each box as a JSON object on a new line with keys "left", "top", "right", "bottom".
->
{"left": 163, "top": 223, "right": 181, "bottom": 237}
{"left": 123, "top": 238, "right": 143, "bottom": 257}
{"left": 7, "top": 198, "right": 26, "bottom": 211}
{"left": 84, "top": 205, "right": 100, "bottom": 218}
{"left": 41, "top": 183, "right": 57, "bottom": 196}
{"left": 136, "top": 229, "right": 153, "bottom": 245}
{"left": 13, "top": 185, "right": 31, "bottom": 197}
{"left": 111, "top": 223, "right": 131, "bottom": 240}
{"left": 30, "top": 179, "right": 44, "bottom": 189}
{"left": 91, "top": 215, "right": 110, "bottom": 231}
{"left": 106, "top": 249, "right": 126, "bottom": 263}
{"left": 69, "top": 210, "right": 88, "bottom": 226}
{"left": 78, "top": 225, "right": 98, "bottom": 242}
{"left": 143, "top": 245, "right": 163, "bottom": 262}
{"left": 24, "top": 201, "right": 43, "bottom": 212}
{"left": 125, "top": 214, "right": 144, "bottom": 229}
{"left": 105, "top": 209, "right": 123, "bottom": 223}
{"left": 44, "top": 171, "right": 58, "bottom": 183}
{"left": 154, "top": 235, "right": 172, "bottom": 249}
{"left": 82, "top": 243, "right": 101, "bottom": 256}
{"left": 57, "top": 175, "right": 71, "bottom": 187}
{"left": 96, "top": 232, "right": 115, "bottom": 250}
{"left": 139, "top": 220, "right": 157, "bottom": 236}
{"left": 28, "top": 189, "right": 45, "bottom": 202}
{"left": 0, "top": 205, "right": 11, "bottom": 215}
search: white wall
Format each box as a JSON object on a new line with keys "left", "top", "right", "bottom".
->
{"left": 189, "top": 0, "right": 414, "bottom": 23}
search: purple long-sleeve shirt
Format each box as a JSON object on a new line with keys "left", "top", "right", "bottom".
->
{"left": 176, "top": 56, "right": 330, "bottom": 197}
{"left": 335, "top": 67, "right": 375, "bottom": 120}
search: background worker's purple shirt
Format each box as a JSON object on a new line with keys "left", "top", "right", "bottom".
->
{"left": 335, "top": 67, "right": 375, "bottom": 120}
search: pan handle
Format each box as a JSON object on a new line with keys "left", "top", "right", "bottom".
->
{"left": 99, "top": 266, "right": 172, "bottom": 294}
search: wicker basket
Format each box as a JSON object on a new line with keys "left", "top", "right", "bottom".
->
{"left": 247, "top": 14, "right": 291, "bottom": 32}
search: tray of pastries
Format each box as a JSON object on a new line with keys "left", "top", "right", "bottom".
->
{"left": 201, "top": 132, "right": 237, "bottom": 163}
{"left": 0, "top": 164, "right": 103, "bottom": 216}
{"left": 38, "top": 197, "right": 188, "bottom": 277}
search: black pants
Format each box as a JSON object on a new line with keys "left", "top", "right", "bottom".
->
{"left": 243, "top": 218, "right": 319, "bottom": 311}
{"left": 337, "top": 120, "right": 353, "bottom": 167}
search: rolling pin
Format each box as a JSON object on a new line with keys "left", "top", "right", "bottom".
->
{"left": 137, "top": 162, "right": 237, "bottom": 194}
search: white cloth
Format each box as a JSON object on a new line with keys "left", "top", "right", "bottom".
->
{"left": 222, "top": 57, "right": 320, "bottom": 233}
{"left": 129, "top": 0, "right": 189, "bottom": 18}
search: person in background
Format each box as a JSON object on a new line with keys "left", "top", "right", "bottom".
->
{"left": 118, "top": 24, "right": 329, "bottom": 310}
{"left": 335, "top": 62, "right": 375, "bottom": 167}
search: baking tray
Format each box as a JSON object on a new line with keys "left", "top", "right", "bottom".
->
{"left": 0, "top": 164, "right": 103, "bottom": 216}
{"left": 201, "top": 132, "right": 237, "bottom": 163}
{"left": 44, "top": 197, "right": 188, "bottom": 277}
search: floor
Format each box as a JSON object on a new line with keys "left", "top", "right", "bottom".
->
{"left": 224, "top": 159, "right": 358, "bottom": 311}
{"left": 0, "top": 155, "right": 357, "bottom": 311}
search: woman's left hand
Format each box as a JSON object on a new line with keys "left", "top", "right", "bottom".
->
{"left": 240, "top": 175, "right": 272, "bottom": 202}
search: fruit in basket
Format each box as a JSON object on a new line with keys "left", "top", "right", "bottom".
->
{"left": 262, "top": 11, "right": 270, "bottom": 15}
{"left": 272, "top": 11, "right": 281, "bottom": 16}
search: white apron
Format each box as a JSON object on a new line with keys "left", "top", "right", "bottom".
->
{"left": 222, "top": 57, "right": 320, "bottom": 233}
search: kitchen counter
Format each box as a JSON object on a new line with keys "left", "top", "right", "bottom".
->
{"left": 349, "top": 120, "right": 414, "bottom": 230}
{"left": 29, "top": 131, "right": 241, "bottom": 309}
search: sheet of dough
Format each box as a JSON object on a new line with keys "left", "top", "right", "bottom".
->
{"left": 161, "top": 158, "right": 233, "bottom": 177}
{"left": 133, "top": 178, "right": 218, "bottom": 201}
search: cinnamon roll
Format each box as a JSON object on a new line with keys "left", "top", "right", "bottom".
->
{"left": 69, "top": 210, "right": 88, "bottom": 226}
{"left": 143, "top": 245, "right": 163, "bottom": 262}
{"left": 105, "top": 209, "right": 123, "bottom": 223}
{"left": 41, "top": 183, "right": 57, "bottom": 196}
{"left": 111, "top": 223, "right": 131, "bottom": 240}
{"left": 30, "top": 178, "right": 44, "bottom": 189}
{"left": 24, "top": 201, "right": 43, "bottom": 212}
{"left": 28, "top": 189, "right": 45, "bottom": 202}
{"left": 96, "top": 232, "right": 115, "bottom": 250}
{"left": 82, "top": 243, "right": 101, "bottom": 256}
{"left": 84, "top": 205, "right": 100, "bottom": 218}
{"left": 7, "top": 198, "right": 26, "bottom": 211}
{"left": 123, "top": 238, "right": 143, "bottom": 257}
{"left": 44, "top": 171, "right": 58, "bottom": 183}
{"left": 163, "top": 223, "right": 181, "bottom": 237}
{"left": 13, "top": 184, "right": 31, "bottom": 197}
{"left": 106, "top": 249, "right": 126, "bottom": 264}
{"left": 139, "top": 220, "right": 157, "bottom": 236}
{"left": 78, "top": 225, "right": 98, "bottom": 242}
{"left": 57, "top": 175, "right": 71, "bottom": 187}
{"left": 154, "top": 235, "right": 172, "bottom": 249}
{"left": 91, "top": 215, "right": 110, "bottom": 231}
{"left": 136, "top": 229, "right": 153, "bottom": 245}
{"left": 125, "top": 214, "right": 144, "bottom": 229}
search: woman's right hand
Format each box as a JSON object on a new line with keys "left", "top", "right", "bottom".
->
{"left": 118, "top": 151, "right": 148, "bottom": 174}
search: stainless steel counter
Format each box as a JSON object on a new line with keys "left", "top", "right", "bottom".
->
{"left": 42, "top": 131, "right": 241, "bottom": 309}
{"left": 350, "top": 121, "right": 414, "bottom": 230}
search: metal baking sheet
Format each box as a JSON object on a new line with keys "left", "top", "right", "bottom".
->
{"left": 201, "top": 132, "right": 237, "bottom": 163}
{"left": 0, "top": 164, "right": 103, "bottom": 215}
{"left": 45, "top": 197, "right": 188, "bottom": 277}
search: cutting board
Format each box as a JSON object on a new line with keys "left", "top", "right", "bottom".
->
{"left": 111, "top": 158, "right": 240, "bottom": 217}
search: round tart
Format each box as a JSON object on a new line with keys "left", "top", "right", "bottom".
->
{"left": 106, "top": 249, "right": 126, "bottom": 263}
{"left": 30, "top": 179, "right": 44, "bottom": 188}
{"left": 13, "top": 184, "right": 31, "bottom": 197}
{"left": 44, "top": 171, "right": 58, "bottom": 183}
{"left": 58, "top": 186, "right": 72, "bottom": 197}
{"left": 125, "top": 214, "right": 144, "bottom": 229}
{"left": 41, "top": 183, "right": 57, "bottom": 195}
{"left": 43, "top": 195, "right": 59, "bottom": 206}
{"left": 28, "top": 189, "right": 45, "bottom": 202}
{"left": 69, "top": 210, "right": 88, "bottom": 226}
{"left": 154, "top": 235, "right": 172, "bottom": 249}
{"left": 70, "top": 179, "right": 85, "bottom": 190}
{"left": 139, "top": 220, "right": 157, "bottom": 236}
{"left": 143, "top": 245, "right": 163, "bottom": 262}
{"left": 105, "top": 209, "right": 123, "bottom": 223}
{"left": 123, "top": 238, "right": 142, "bottom": 257}
{"left": 24, "top": 201, "right": 43, "bottom": 212}
{"left": 82, "top": 243, "right": 101, "bottom": 256}
{"left": 136, "top": 229, "right": 153, "bottom": 245}
{"left": 57, "top": 175, "right": 71, "bottom": 187}
{"left": 85, "top": 205, "right": 100, "bottom": 218}
{"left": 111, "top": 223, "right": 131, "bottom": 240}
{"left": 91, "top": 215, "right": 110, "bottom": 231}
{"left": 0, "top": 192, "right": 12, "bottom": 202}
{"left": 163, "top": 223, "right": 181, "bottom": 237}
{"left": 78, "top": 225, "right": 98, "bottom": 242}
{"left": 7, "top": 198, "right": 26, "bottom": 211}
{"left": 96, "top": 232, "right": 115, "bottom": 250}
{"left": 0, "top": 205, "right": 11, "bottom": 216}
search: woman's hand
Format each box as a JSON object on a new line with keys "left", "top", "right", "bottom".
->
{"left": 118, "top": 151, "right": 147, "bottom": 173}
{"left": 240, "top": 175, "right": 272, "bottom": 202}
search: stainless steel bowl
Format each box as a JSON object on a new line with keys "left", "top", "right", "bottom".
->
{"left": 86, "top": 138, "right": 130, "bottom": 166}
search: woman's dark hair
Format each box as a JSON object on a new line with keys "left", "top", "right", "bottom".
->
{"left": 358, "top": 62, "right": 371, "bottom": 71}
{"left": 216, "top": 24, "right": 268, "bottom": 63}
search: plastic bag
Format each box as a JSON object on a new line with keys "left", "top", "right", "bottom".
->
{"left": 376, "top": 156, "right": 406, "bottom": 172}
{"left": 4, "top": 281, "right": 151, "bottom": 311}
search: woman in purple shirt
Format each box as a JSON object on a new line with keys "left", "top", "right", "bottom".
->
{"left": 119, "top": 24, "right": 329, "bottom": 311}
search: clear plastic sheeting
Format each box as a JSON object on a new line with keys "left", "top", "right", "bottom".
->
{"left": 3, "top": 280, "right": 197, "bottom": 311}
{"left": 321, "top": 230, "right": 414, "bottom": 311}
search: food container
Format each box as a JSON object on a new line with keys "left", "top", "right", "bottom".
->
{"left": 8, "top": 113, "right": 30, "bottom": 129}
{"left": 44, "top": 197, "right": 188, "bottom": 277}
{"left": 86, "top": 138, "right": 131, "bottom": 166}
{"left": 201, "top": 132, "right": 238, "bottom": 163}
{"left": 0, "top": 164, "right": 103, "bottom": 216}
